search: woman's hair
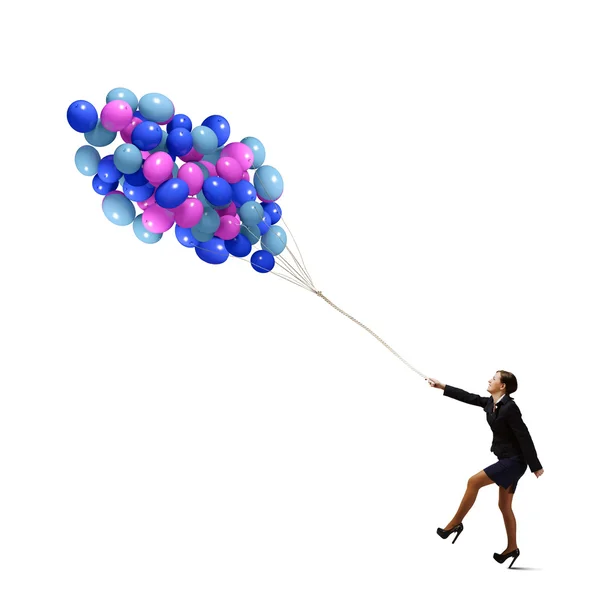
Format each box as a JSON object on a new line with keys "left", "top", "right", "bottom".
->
{"left": 497, "top": 370, "right": 518, "bottom": 395}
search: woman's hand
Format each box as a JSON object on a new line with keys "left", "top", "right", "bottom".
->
{"left": 534, "top": 468, "right": 544, "bottom": 478}
{"left": 426, "top": 377, "right": 445, "bottom": 389}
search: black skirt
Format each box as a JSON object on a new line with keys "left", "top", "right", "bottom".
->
{"left": 484, "top": 455, "right": 527, "bottom": 494}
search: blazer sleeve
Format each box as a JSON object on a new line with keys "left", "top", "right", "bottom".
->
{"left": 506, "top": 404, "right": 543, "bottom": 472}
{"left": 443, "top": 385, "right": 488, "bottom": 409}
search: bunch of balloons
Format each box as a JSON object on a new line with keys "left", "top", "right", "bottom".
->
{"left": 67, "top": 88, "right": 288, "bottom": 273}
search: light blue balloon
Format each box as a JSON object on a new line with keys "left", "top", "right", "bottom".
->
{"left": 113, "top": 143, "right": 143, "bottom": 174}
{"left": 84, "top": 119, "right": 117, "bottom": 147}
{"left": 102, "top": 192, "right": 136, "bottom": 226}
{"left": 196, "top": 190, "right": 211, "bottom": 208}
{"left": 241, "top": 136, "right": 266, "bottom": 168}
{"left": 191, "top": 230, "right": 214, "bottom": 243}
{"left": 106, "top": 87, "right": 138, "bottom": 111}
{"left": 239, "top": 201, "right": 264, "bottom": 226}
{"left": 191, "top": 126, "right": 218, "bottom": 154}
{"left": 172, "top": 163, "right": 179, "bottom": 177}
{"left": 138, "top": 93, "right": 174, "bottom": 123}
{"left": 241, "top": 223, "right": 261, "bottom": 244}
{"left": 191, "top": 206, "right": 220, "bottom": 235}
{"left": 254, "top": 166, "right": 283, "bottom": 202}
{"left": 149, "top": 130, "right": 168, "bottom": 154}
{"left": 195, "top": 162, "right": 211, "bottom": 180}
{"left": 261, "top": 225, "right": 287, "bottom": 255}
{"left": 201, "top": 147, "right": 222, "bottom": 164}
{"left": 75, "top": 145, "right": 100, "bottom": 176}
{"left": 133, "top": 214, "right": 162, "bottom": 244}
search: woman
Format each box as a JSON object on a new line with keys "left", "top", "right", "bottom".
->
{"left": 426, "top": 371, "right": 544, "bottom": 568}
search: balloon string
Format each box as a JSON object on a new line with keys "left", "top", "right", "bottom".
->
{"left": 254, "top": 170, "right": 316, "bottom": 289}
{"left": 280, "top": 215, "right": 315, "bottom": 288}
{"left": 314, "top": 291, "right": 427, "bottom": 379}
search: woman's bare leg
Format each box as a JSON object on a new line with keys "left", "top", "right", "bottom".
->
{"left": 444, "top": 470, "right": 495, "bottom": 530}
{"left": 498, "top": 485, "right": 518, "bottom": 553}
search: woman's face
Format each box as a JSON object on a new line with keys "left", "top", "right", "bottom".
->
{"left": 487, "top": 372, "right": 506, "bottom": 395}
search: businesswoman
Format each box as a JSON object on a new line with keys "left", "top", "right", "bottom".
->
{"left": 426, "top": 371, "right": 544, "bottom": 568}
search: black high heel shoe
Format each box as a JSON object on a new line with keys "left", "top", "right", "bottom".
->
{"left": 493, "top": 548, "right": 520, "bottom": 568}
{"left": 436, "top": 523, "right": 463, "bottom": 543}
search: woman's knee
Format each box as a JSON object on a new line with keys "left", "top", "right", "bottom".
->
{"left": 468, "top": 470, "right": 493, "bottom": 488}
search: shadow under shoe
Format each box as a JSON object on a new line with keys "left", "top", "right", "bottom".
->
{"left": 436, "top": 523, "right": 463, "bottom": 544}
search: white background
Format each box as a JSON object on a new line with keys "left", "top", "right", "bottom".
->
{"left": 1, "top": 1, "right": 599, "bottom": 598}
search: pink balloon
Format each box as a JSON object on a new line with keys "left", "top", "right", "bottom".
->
{"left": 199, "top": 160, "right": 217, "bottom": 177}
{"left": 221, "top": 142, "right": 254, "bottom": 170}
{"left": 141, "top": 150, "right": 150, "bottom": 159}
{"left": 216, "top": 203, "right": 238, "bottom": 217}
{"left": 100, "top": 100, "right": 133, "bottom": 132}
{"left": 142, "top": 204, "right": 175, "bottom": 233}
{"left": 215, "top": 215, "right": 241, "bottom": 240}
{"left": 137, "top": 194, "right": 156, "bottom": 210}
{"left": 179, "top": 148, "right": 203, "bottom": 162}
{"left": 173, "top": 197, "right": 204, "bottom": 228}
{"left": 241, "top": 171, "right": 250, "bottom": 182}
{"left": 143, "top": 152, "right": 174, "bottom": 185}
{"left": 216, "top": 157, "right": 243, "bottom": 184}
{"left": 178, "top": 162, "right": 204, "bottom": 195}
{"left": 120, "top": 117, "right": 142, "bottom": 143}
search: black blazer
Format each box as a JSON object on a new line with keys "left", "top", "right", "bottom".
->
{"left": 443, "top": 385, "right": 543, "bottom": 473}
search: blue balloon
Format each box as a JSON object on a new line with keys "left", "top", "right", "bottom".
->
{"left": 239, "top": 201, "right": 264, "bottom": 226}
{"left": 138, "top": 93, "right": 175, "bottom": 123}
{"left": 84, "top": 119, "right": 117, "bottom": 147}
{"left": 132, "top": 121, "right": 163, "bottom": 151}
{"left": 167, "top": 114, "right": 193, "bottom": 133}
{"left": 240, "top": 223, "right": 261, "bottom": 244}
{"left": 67, "top": 100, "right": 98, "bottom": 133}
{"left": 102, "top": 192, "right": 136, "bottom": 226}
{"left": 203, "top": 176, "right": 232, "bottom": 206}
{"left": 75, "top": 145, "right": 100, "bottom": 176}
{"left": 251, "top": 250, "right": 275, "bottom": 273}
{"left": 225, "top": 234, "right": 252, "bottom": 257}
{"left": 191, "top": 206, "right": 220, "bottom": 235}
{"left": 96, "top": 155, "right": 122, "bottom": 183}
{"left": 241, "top": 136, "right": 266, "bottom": 168}
{"left": 254, "top": 166, "right": 284, "bottom": 202}
{"left": 261, "top": 201, "right": 282, "bottom": 224}
{"left": 196, "top": 190, "right": 228, "bottom": 210}
{"left": 92, "top": 175, "right": 118, "bottom": 195}
{"left": 257, "top": 212, "right": 272, "bottom": 235}
{"left": 114, "top": 143, "right": 143, "bottom": 174}
{"left": 155, "top": 178, "right": 189, "bottom": 209}
{"left": 166, "top": 127, "right": 193, "bottom": 157}
{"left": 175, "top": 225, "right": 199, "bottom": 248}
{"left": 122, "top": 181, "right": 155, "bottom": 202}
{"left": 261, "top": 225, "right": 287, "bottom": 255}
{"left": 195, "top": 236, "right": 229, "bottom": 265}
{"left": 106, "top": 87, "right": 138, "bottom": 111}
{"left": 133, "top": 214, "right": 162, "bottom": 244}
{"left": 231, "top": 180, "right": 257, "bottom": 207}
{"left": 191, "top": 126, "right": 219, "bottom": 154}
{"left": 202, "top": 115, "right": 230, "bottom": 146}
{"left": 133, "top": 110, "right": 147, "bottom": 122}
{"left": 124, "top": 168, "right": 148, "bottom": 186}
